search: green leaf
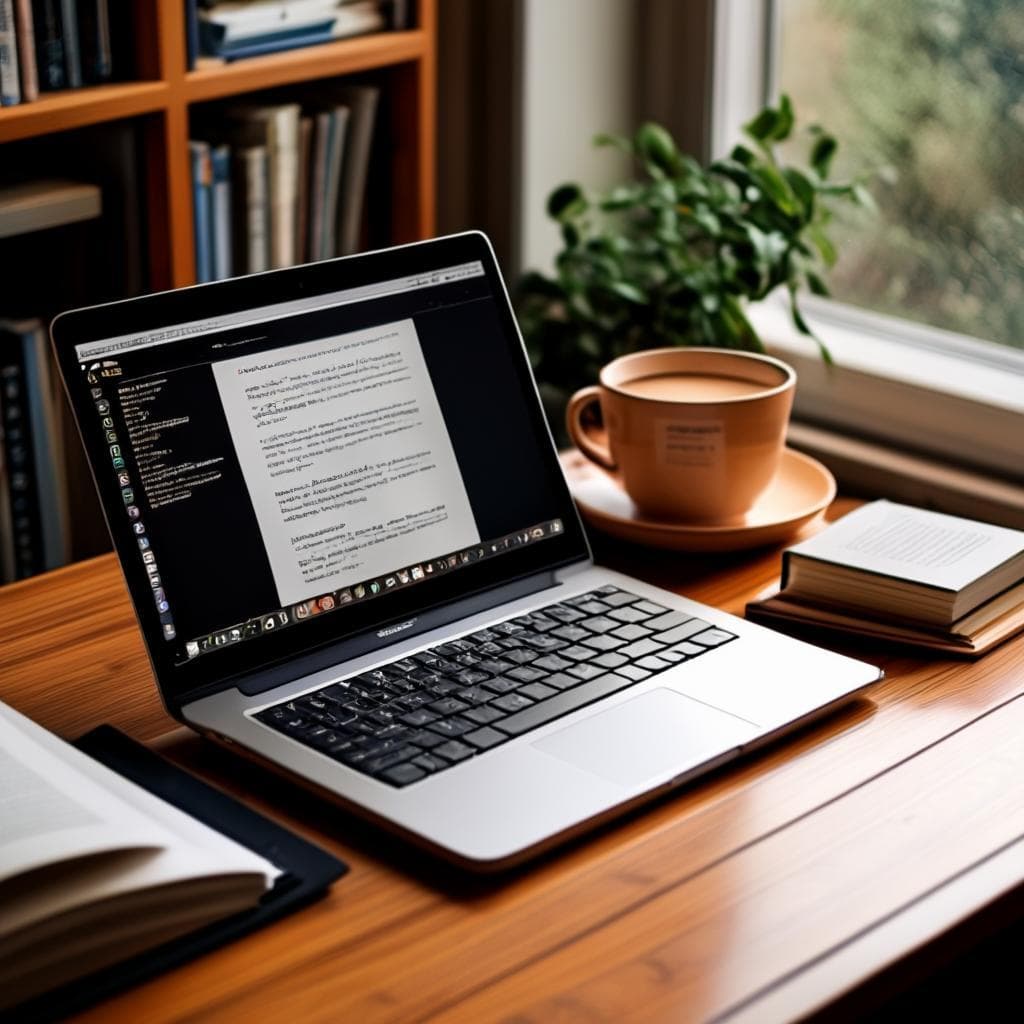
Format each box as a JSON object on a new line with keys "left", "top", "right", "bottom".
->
{"left": 635, "top": 122, "right": 678, "bottom": 173}
{"left": 808, "top": 224, "right": 837, "bottom": 267}
{"left": 593, "top": 132, "right": 632, "bottom": 154}
{"left": 810, "top": 134, "right": 838, "bottom": 179}
{"left": 547, "top": 183, "right": 587, "bottom": 221}
{"left": 750, "top": 165, "right": 798, "bottom": 216}
{"left": 744, "top": 107, "right": 779, "bottom": 142}
{"left": 774, "top": 94, "right": 795, "bottom": 140}
{"left": 782, "top": 168, "right": 815, "bottom": 219}
{"left": 607, "top": 280, "right": 647, "bottom": 304}
{"left": 806, "top": 271, "right": 830, "bottom": 296}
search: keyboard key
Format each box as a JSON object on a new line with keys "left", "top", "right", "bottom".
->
{"left": 633, "top": 600, "right": 669, "bottom": 616}
{"left": 434, "top": 740, "right": 476, "bottom": 763}
{"left": 567, "top": 662, "right": 606, "bottom": 681}
{"left": 491, "top": 692, "right": 535, "bottom": 714}
{"left": 520, "top": 634, "right": 567, "bottom": 652}
{"left": 482, "top": 676, "right": 521, "bottom": 695}
{"left": 653, "top": 620, "right": 713, "bottom": 644}
{"left": 645, "top": 611, "right": 695, "bottom": 632}
{"left": 518, "top": 681, "right": 559, "bottom": 701}
{"left": 494, "top": 672, "right": 639, "bottom": 737}
{"left": 456, "top": 686, "right": 493, "bottom": 705}
{"left": 581, "top": 634, "right": 625, "bottom": 652}
{"left": 533, "top": 654, "right": 574, "bottom": 672}
{"left": 507, "top": 665, "right": 547, "bottom": 683}
{"left": 593, "top": 651, "right": 629, "bottom": 669}
{"left": 405, "top": 729, "right": 445, "bottom": 749}
{"left": 563, "top": 591, "right": 602, "bottom": 607}
{"left": 546, "top": 605, "right": 585, "bottom": 623}
{"left": 463, "top": 726, "right": 508, "bottom": 751}
{"left": 428, "top": 716, "right": 475, "bottom": 738}
{"left": 427, "top": 680, "right": 461, "bottom": 697}
{"left": 400, "top": 708, "right": 438, "bottom": 727}
{"left": 691, "top": 628, "right": 736, "bottom": 647}
{"left": 670, "top": 642, "right": 706, "bottom": 657}
{"left": 560, "top": 645, "right": 597, "bottom": 662}
{"left": 611, "top": 623, "right": 652, "bottom": 642}
{"left": 453, "top": 668, "right": 491, "bottom": 686}
{"left": 456, "top": 652, "right": 483, "bottom": 667}
{"left": 609, "top": 606, "right": 650, "bottom": 624}
{"left": 618, "top": 638, "right": 664, "bottom": 659}
{"left": 636, "top": 655, "right": 672, "bottom": 671}
{"left": 504, "top": 648, "right": 539, "bottom": 665}
{"left": 660, "top": 650, "right": 687, "bottom": 664}
{"left": 381, "top": 763, "right": 426, "bottom": 786}
{"left": 525, "top": 614, "right": 560, "bottom": 633}
{"left": 580, "top": 615, "right": 619, "bottom": 633}
{"left": 464, "top": 704, "right": 505, "bottom": 726}
{"left": 413, "top": 753, "right": 449, "bottom": 773}
{"left": 544, "top": 672, "right": 581, "bottom": 691}
{"left": 553, "top": 624, "right": 589, "bottom": 643}
{"left": 392, "top": 658, "right": 419, "bottom": 674}
{"left": 616, "top": 664, "right": 652, "bottom": 682}
{"left": 470, "top": 629, "right": 499, "bottom": 642}
{"left": 492, "top": 621, "right": 524, "bottom": 635}
{"left": 478, "top": 658, "right": 515, "bottom": 675}
{"left": 576, "top": 600, "right": 611, "bottom": 616}
{"left": 364, "top": 747, "right": 419, "bottom": 774}
{"left": 599, "top": 591, "right": 639, "bottom": 608}
{"left": 428, "top": 696, "right": 469, "bottom": 716}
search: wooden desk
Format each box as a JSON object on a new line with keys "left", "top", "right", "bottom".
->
{"left": 4, "top": 498, "right": 1024, "bottom": 1022}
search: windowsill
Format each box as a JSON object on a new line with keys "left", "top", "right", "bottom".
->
{"left": 750, "top": 293, "right": 1024, "bottom": 483}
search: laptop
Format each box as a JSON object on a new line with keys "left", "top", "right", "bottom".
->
{"left": 51, "top": 231, "right": 881, "bottom": 870}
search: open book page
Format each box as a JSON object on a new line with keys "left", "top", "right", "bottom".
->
{"left": 0, "top": 701, "right": 279, "bottom": 937}
{"left": 787, "top": 500, "right": 1024, "bottom": 591}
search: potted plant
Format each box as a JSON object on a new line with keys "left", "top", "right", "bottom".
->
{"left": 516, "top": 95, "right": 872, "bottom": 429}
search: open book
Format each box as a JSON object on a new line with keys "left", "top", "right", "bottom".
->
{"left": 0, "top": 702, "right": 279, "bottom": 1011}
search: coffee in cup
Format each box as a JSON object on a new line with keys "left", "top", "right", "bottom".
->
{"left": 566, "top": 348, "right": 796, "bottom": 523}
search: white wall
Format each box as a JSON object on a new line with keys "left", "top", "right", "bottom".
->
{"left": 519, "top": 0, "right": 637, "bottom": 274}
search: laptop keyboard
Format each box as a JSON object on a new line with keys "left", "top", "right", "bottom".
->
{"left": 253, "top": 586, "right": 737, "bottom": 787}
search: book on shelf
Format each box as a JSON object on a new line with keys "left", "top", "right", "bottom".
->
{"left": 0, "top": 318, "right": 71, "bottom": 579}
{"left": 189, "top": 140, "right": 215, "bottom": 284}
{"left": 0, "top": 0, "right": 22, "bottom": 106}
{"left": 211, "top": 142, "right": 233, "bottom": 281}
{"left": 13, "top": 0, "right": 36, "bottom": 101}
{"left": 0, "top": 179, "right": 102, "bottom": 239}
{"left": 192, "top": 0, "right": 386, "bottom": 64}
{"left": 232, "top": 143, "right": 270, "bottom": 274}
{"left": 0, "top": 700, "right": 280, "bottom": 1012}
{"left": 747, "top": 500, "right": 1024, "bottom": 657}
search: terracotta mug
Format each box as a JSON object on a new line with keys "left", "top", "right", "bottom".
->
{"left": 566, "top": 348, "right": 796, "bottom": 523}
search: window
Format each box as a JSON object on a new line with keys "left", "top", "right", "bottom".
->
{"left": 713, "top": 0, "right": 1024, "bottom": 482}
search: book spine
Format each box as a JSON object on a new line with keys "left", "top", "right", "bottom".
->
{"left": 0, "top": 329, "right": 43, "bottom": 578}
{"left": 59, "top": 0, "right": 79, "bottom": 87}
{"left": 337, "top": 87, "right": 379, "bottom": 256}
{"left": 189, "top": 140, "right": 214, "bottom": 284}
{"left": 13, "top": 0, "right": 37, "bottom": 101}
{"left": 308, "top": 111, "right": 328, "bottom": 262}
{"left": 268, "top": 108, "right": 300, "bottom": 270}
{"left": 322, "top": 106, "right": 348, "bottom": 259}
{"left": 211, "top": 143, "right": 233, "bottom": 281}
{"left": 77, "top": 0, "right": 111, "bottom": 83}
{"left": 31, "top": 0, "right": 64, "bottom": 91}
{"left": 0, "top": 0, "right": 21, "bottom": 105}
{"left": 296, "top": 115, "right": 312, "bottom": 267}
{"left": 235, "top": 145, "right": 269, "bottom": 274}
{"left": 184, "top": 0, "right": 199, "bottom": 70}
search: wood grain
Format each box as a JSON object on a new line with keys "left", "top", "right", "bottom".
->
{"left": 3, "top": 497, "right": 1024, "bottom": 1022}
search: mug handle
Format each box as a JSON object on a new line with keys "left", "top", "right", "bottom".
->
{"left": 566, "top": 386, "right": 616, "bottom": 470}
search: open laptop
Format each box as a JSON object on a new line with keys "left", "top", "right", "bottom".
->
{"left": 51, "top": 231, "right": 881, "bottom": 870}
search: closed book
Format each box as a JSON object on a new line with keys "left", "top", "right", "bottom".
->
{"left": 231, "top": 144, "right": 269, "bottom": 274}
{"left": 307, "top": 109, "right": 329, "bottom": 262}
{"left": 185, "top": 0, "right": 199, "bottom": 70}
{"left": 210, "top": 142, "right": 233, "bottom": 281}
{"left": 778, "top": 500, "right": 1024, "bottom": 627}
{"left": 197, "top": 0, "right": 342, "bottom": 42}
{"left": 0, "top": 0, "right": 20, "bottom": 105}
{"left": 0, "top": 324, "right": 43, "bottom": 577}
{"left": 189, "top": 140, "right": 214, "bottom": 284}
{"left": 76, "top": 0, "right": 111, "bottom": 82}
{"left": 321, "top": 105, "right": 348, "bottom": 258}
{"left": 13, "top": 0, "right": 36, "bottom": 100}
{"left": 31, "top": 0, "right": 64, "bottom": 90}
{"left": 224, "top": 104, "right": 301, "bottom": 269}
{"left": 204, "top": 21, "right": 334, "bottom": 60}
{"left": 59, "top": 0, "right": 80, "bottom": 87}
{"left": 329, "top": 0, "right": 384, "bottom": 39}
{"left": 293, "top": 97, "right": 347, "bottom": 261}
{"left": 332, "top": 84, "right": 378, "bottom": 255}
{"left": 295, "top": 114, "right": 312, "bottom": 265}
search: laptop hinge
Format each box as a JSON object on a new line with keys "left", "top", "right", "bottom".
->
{"left": 229, "top": 568, "right": 562, "bottom": 698}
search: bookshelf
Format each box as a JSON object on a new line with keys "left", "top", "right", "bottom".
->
{"left": 0, "top": 0, "right": 437, "bottom": 575}
{"left": 0, "top": 0, "right": 437, "bottom": 289}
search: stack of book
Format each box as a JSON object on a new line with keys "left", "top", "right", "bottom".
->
{"left": 0, "top": 317, "right": 71, "bottom": 580}
{"left": 187, "top": 0, "right": 388, "bottom": 66}
{"left": 747, "top": 500, "right": 1024, "bottom": 657}
{"left": 189, "top": 84, "right": 378, "bottom": 281}
{"left": 0, "top": 0, "right": 116, "bottom": 106}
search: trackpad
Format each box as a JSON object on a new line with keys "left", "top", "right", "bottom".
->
{"left": 533, "top": 688, "right": 757, "bottom": 787}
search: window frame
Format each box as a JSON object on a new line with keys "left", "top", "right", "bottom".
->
{"left": 712, "top": 0, "right": 1024, "bottom": 483}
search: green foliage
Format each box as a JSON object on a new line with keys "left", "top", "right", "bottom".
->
{"left": 516, "top": 96, "right": 870, "bottom": 400}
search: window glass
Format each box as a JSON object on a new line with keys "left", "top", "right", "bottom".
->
{"left": 776, "top": 0, "right": 1024, "bottom": 351}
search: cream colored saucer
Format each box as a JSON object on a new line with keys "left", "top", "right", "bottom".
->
{"left": 561, "top": 446, "right": 836, "bottom": 552}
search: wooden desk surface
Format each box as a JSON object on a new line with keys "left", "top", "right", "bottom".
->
{"left": 4, "top": 498, "right": 1024, "bottom": 1023}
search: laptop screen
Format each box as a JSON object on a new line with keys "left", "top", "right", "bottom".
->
{"left": 52, "top": 234, "right": 589, "bottom": 702}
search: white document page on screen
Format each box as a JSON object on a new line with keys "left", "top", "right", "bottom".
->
{"left": 212, "top": 319, "right": 480, "bottom": 605}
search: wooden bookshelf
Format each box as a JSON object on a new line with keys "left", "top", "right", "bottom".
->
{"left": 0, "top": 0, "right": 437, "bottom": 291}
{"left": 0, "top": 0, "right": 437, "bottom": 574}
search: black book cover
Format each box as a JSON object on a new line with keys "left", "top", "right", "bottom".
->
{"left": 31, "top": 0, "right": 64, "bottom": 90}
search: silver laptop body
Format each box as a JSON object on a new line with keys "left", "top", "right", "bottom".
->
{"left": 52, "top": 232, "right": 881, "bottom": 870}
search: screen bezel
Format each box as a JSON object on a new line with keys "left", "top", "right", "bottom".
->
{"left": 51, "top": 232, "right": 591, "bottom": 708}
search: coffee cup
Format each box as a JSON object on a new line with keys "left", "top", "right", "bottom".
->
{"left": 566, "top": 348, "right": 796, "bottom": 523}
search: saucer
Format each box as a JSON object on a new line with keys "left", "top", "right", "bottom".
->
{"left": 560, "top": 447, "right": 836, "bottom": 552}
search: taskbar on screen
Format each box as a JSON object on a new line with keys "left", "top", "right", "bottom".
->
{"left": 177, "top": 518, "right": 565, "bottom": 664}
